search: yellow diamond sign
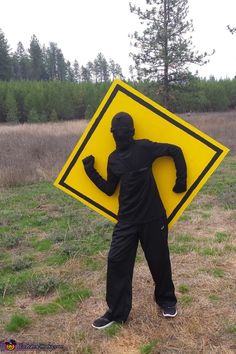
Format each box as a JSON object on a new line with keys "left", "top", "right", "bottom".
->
{"left": 54, "top": 80, "right": 229, "bottom": 229}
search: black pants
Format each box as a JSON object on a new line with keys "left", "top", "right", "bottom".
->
{"left": 106, "top": 217, "right": 176, "bottom": 322}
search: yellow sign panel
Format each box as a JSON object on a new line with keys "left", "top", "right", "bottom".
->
{"left": 54, "top": 80, "right": 229, "bottom": 229}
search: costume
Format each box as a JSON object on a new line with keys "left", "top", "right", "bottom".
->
{"left": 83, "top": 112, "right": 187, "bottom": 323}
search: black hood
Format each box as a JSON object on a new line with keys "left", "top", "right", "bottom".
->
{"left": 111, "top": 112, "right": 135, "bottom": 151}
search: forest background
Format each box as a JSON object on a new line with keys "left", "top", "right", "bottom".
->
{"left": 1, "top": 25, "right": 236, "bottom": 124}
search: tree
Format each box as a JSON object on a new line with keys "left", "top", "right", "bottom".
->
{"left": 129, "top": 0, "right": 213, "bottom": 106}
{"left": 81, "top": 65, "right": 92, "bottom": 82}
{"left": 45, "top": 42, "right": 67, "bottom": 80}
{"left": 73, "top": 60, "right": 81, "bottom": 82}
{"left": 109, "top": 59, "right": 124, "bottom": 80}
{"left": 65, "top": 60, "right": 74, "bottom": 81}
{"left": 12, "top": 42, "right": 31, "bottom": 80}
{"left": 0, "top": 28, "right": 12, "bottom": 80}
{"left": 56, "top": 48, "right": 67, "bottom": 80}
{"left": 93, "top": 53, "right": 110, "bottom": 82}
{"left": 93, "top": 58, "right": 100, "bottom": 83}
{"left": 45, "top": 42, "right": 57, "bottom": 80}
{"left": 28, "top": 35, "right": 46, "bottom": 80}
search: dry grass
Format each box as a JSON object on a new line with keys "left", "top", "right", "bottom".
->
{"left": 181, "top": 110, "right": 236, "bottom": 151}
{"left": 1, "top": 120, "right": 87, "bottom": 187}
{"left": 1, "top": 110, "right": 236, "bottom": 187}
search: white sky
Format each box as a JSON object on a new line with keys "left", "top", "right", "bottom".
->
{"left": 0, "top": 0, "right": 236, "bottom": 79}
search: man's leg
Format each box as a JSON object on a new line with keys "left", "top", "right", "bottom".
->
{"left": 139, "top": 218, "right": 177, "bottom": 309}
{"left": 106, "top": 222, "right": 139, "bottom": 323}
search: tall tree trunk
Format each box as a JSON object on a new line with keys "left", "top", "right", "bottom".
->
{"left": 163, "top": 0, "right": 169, "bottom": 107}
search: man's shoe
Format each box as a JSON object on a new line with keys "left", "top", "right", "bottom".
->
{"left": 92, "top": 311, "right": 115, "bottom": 329}
{"left": 161, "top": 306, "right": 177, "bottom": 318}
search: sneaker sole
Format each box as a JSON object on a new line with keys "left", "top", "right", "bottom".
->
{"left": 162, "top": 310, "right": 177, "bottom": 318}
{"left": 92, "top": 321, "right": 115, "bottom": 330}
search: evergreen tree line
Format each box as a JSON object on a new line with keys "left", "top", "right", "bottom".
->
{"left": 0, "top": 29, "right": 123, "bottom": 83}
{"left": 0, "top": 78, "right": 236, "bottom": 124}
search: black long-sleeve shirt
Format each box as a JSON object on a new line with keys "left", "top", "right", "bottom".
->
{"left": 84, "top": 139, "right": 187, "bottom": 224}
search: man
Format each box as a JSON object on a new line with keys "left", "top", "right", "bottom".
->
{"left": 82, "top": 112, "right": 187, "bottom": 329}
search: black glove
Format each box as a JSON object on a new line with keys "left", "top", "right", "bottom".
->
{"left": 173, "top": 181, "right": 187, "bottom": 193}
{"left": 82, "top": 155, "right": 95, "bottom": 170}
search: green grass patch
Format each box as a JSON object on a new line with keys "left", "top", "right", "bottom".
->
{"left": 33, "top": 239, "right": 53, "bottom": 251}
{"left": 178, "top": 284, "right": 190, "bottom": 294}
{"left": 202, "top": 203, "right": 214, "bottom": 210}
{"left": 135, "top": 254, "right": 144, "bottom": 263}
{"left": 211, "top": 268, "right": 225, "bottom": 278}
{"left": 215, "top": 232, "right": 230, "bottom": 243}
{"left": 0, "top": 182, "right": 93, "bottom": 242}
{"left": 46, "top": 253, "right": 69, "bottom": 266}
{"left": 5, "top": 313, "right": 31, "bottom": 333}
{"left": 208, "top": 294, "right": 220, "bottom": 301}
{"left": 201, "top": 212, "right": 210, "bottom": 219}
{"left": 0, "top": 251, "right": 11, "bottom": 262}
{"left": 104, "top": 323, "right": 122, "bottom": 337}
{"left": 201, "top": 156, "right": 236, "bottom": 209}
{"left": 79, "top": 233, "right": 110, "bottom": 256}
{"left": 84, "top": 258, "right": 103, "bottom": 271}
{"left": 0, "top": 295, "right": 15, "bottom": 306}
{"left": 169, "top": 243, "right": 195, "bottom": 254}
{"left": 56, "top": 288, "right": 91, "bottom": 311}
{"left": 33, "top": 302, "right": 61, "bottom": 315}
{"left": 179, "top": 294, "right": 193, "bottom": 307}
{"left": 81, "top": 346, "right": 94, "bottom": 354}
{"left": 186, "top": 202, "right": 198, "bottom": 211}
{"left": 198, "top": 247, "right": 222, "bottom": 257}
{"left": 0, "top": 270, "right": 33, "bottom": 296}
{"left": 33, "top": 286, "right": 92, "bottom": 315}
{"left": 175, "top": 234, "right": 192, "bottom": 242}
{"left": 225, "top": 324, "right": 236, "bottom": 334}
{"left": 140, "top": 340, "right": 158, "bottom": 354}
{"left": 223, "top": 244, "right": 236, "bottom": 253}
{"left": 179, "top": 214, "right": 191, "bottom": 222}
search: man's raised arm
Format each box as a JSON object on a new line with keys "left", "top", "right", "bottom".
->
{"left": 82, "top": 155, "right": 119, "bottom": 196}
{"left": 149, "top": 141, "right": 187, "bottom": 193}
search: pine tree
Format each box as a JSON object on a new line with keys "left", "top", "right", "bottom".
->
{"left": 81, "top": 64, "right": 92, "bottom": 82}
{"left": 65, "top": 60, "right": 74, "bottom": 81}
{"left": 13, "top": 42, "right": 31, "bottom": 80}
{"left": 109, "top": 59, "right": 124, "bottom": 80}
{"left": 94, "top": 53, "right": 110, "bottom": 82}
{"left": 93, "top": 58, "right": 100, "bottom": 83}
{"left": 0, "top": 28, "right": 12, "bottom": 80}
{"left": 28, "top": 35, "right": 46, "bottom": 80}
{"left": 46, "top": 42, "right": 57, "bottom": 80}
{"left": 114, "top": 63, "right": 124, "bottom": 80}
{"left": 129, "top": 0, "right": 213, "bottom": 106}
{"left": 57, "top": 49, "right": 66, "bottom": 80}
{"left": 73, "top": 60, "right": 81, "bottom": 82}
{"left": 45, "top": 42, "right": 66, "bottom": 80}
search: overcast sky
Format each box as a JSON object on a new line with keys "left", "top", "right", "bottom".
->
{"left": 1, "top": 0, "right": 236, "bottom": 79}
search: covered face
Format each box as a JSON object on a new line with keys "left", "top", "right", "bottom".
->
{"left": 111, "top": 112, "right": 135, "bottom": 151}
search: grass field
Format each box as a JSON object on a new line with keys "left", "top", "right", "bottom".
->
{"left": 1, "top": 111, "right": 236, "bottom": 353}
